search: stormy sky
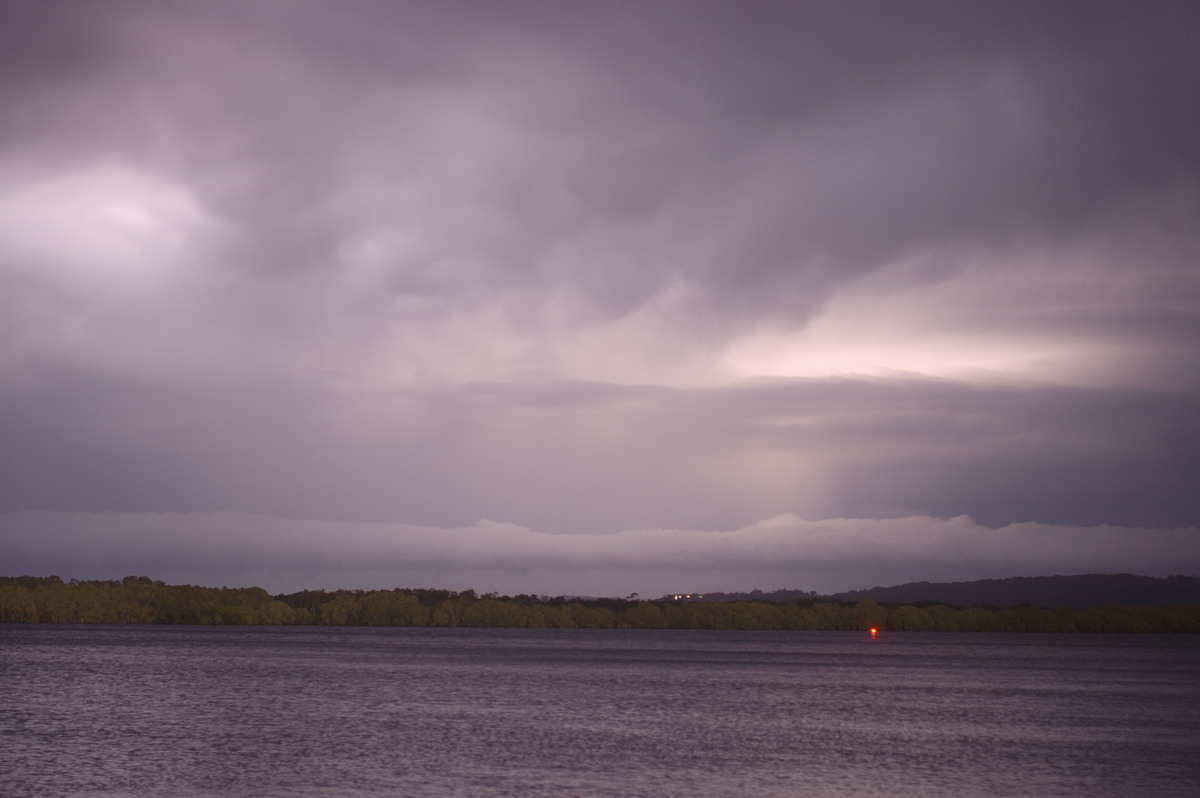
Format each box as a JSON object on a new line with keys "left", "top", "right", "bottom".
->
{"left": 2, "top": 0, "right": 1198, "bottom": 596}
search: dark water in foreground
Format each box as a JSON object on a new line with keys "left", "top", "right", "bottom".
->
{"left": 2, "top": 626, "right": 1198, "bottom": 797}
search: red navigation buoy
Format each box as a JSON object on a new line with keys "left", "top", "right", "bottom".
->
{"left": 869, "top": 627, "right": 878, "bottom": 639}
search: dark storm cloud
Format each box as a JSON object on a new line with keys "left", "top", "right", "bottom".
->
{"left": 4, "top": 1, "right": 1198, "bottom": 319}
{"left": 5, "top": 371, "right": 1197, "bottom": 533}
{"left": 2, "top": 2, "right": 1199, "bottom": 593}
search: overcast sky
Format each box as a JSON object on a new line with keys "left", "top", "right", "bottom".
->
{"left": 2, "top": 0, "right": 1198, "bottom": 596}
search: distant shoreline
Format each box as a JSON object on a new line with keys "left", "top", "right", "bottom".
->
{"left": 3, "top": 576, "right": 1197, "bottom": 633}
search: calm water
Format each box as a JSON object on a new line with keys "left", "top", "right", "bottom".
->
{"left": 2, "top": 626, "right": 1198, "bottom": 797}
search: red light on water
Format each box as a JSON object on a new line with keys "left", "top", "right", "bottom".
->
{"left": 869, "top": 627, "right": 878, "bottom": 638}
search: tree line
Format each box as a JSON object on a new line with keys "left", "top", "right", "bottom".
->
{"left": 2, "top": 575, "right": 1198, "bottom": 632}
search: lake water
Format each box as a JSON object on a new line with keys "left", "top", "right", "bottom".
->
{"left": 2, "top": 626, "right": 1198, "bottom": 797}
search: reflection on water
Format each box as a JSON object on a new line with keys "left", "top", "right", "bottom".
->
{"left": 2, "top": 626, "right": 1198, "bottom": 797}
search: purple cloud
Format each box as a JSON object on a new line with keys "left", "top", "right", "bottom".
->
{"left": 2, "top": 2, "right": 1198, "bottom": 594}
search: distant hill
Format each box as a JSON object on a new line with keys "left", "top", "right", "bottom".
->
{"left": 830, "top": 574, "right": 1200, "bottom": 608}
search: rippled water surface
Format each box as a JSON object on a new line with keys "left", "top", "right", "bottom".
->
{"left": 2, "top": 625, "right": 1198, "bottom": 797}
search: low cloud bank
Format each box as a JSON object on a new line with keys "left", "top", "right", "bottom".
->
{"left": 3, "top": 511, "right": 1194, "bottom": 597}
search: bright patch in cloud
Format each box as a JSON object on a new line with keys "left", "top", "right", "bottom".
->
{"left": 0, "top": 164, "right": 213, "bottom": 292}
{"left": 723, "top": 240, "right": 1197, "bottom": 386}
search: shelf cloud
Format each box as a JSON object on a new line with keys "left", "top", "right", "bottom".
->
{"left": 5, "top": 510, "right": 1193, "bottom": 597}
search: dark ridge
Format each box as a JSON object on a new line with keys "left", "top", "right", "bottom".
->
{"left": 830, "top": 574, "right": 1200, "bottom": 608}
{"left": 665, "top": 575, "right": 1200, "bottom": 608}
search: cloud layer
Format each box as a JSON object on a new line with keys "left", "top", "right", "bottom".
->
{"left": 2, "top": 2, "right": 1199, "bottom": 593}
{"left": 6, "top": 511, "right": 1194, "bottom": 597}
